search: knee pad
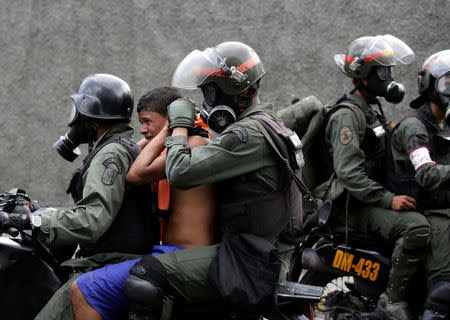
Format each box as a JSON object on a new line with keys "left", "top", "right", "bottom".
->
{"left": 424, "top": 281, "right": 450, "bottom": 315}
{"left": 402, "top": 225, "right": 431, "bottom": 251}
{"left": 124, "top": 255, "right": 169, "bottom": 320}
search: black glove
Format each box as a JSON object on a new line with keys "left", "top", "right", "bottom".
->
{"left": 167, "top": 98, "right": 197, "bottom": 130}
{"left": 0, "top": 211, "right": 31, "bottom": 231}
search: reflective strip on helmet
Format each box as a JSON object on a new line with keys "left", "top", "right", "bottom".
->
{"left": 345, "top": 49, "right": 394, "bottom": 64}
{"left": 363, "top": 49, "right": 394, "bottom": 62}
{"left": 409, "top": 146, "right": 436, "bottom": 171}
{"left": 236, "top": 57, "right": 260, "bottom": 73}
{"left": 199, "top": 57, "right": 261, "bottom": 78}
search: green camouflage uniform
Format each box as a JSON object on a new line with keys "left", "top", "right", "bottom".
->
{"left": 390, "top": 103, "right": 450, "bottom": 287}
{"left": 155, "top": 103, "right": 294, "bottom": 320}
{"left": 35, "top": 123, "right": 143, "bottom": 320}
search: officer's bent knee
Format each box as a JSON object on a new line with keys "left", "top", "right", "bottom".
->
{"left": 403, "top": 225, "right": 431, "bottom": 250}
{"left": 124, "top": 255, "right": 169, "bottom": 320}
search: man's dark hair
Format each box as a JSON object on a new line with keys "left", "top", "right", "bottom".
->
{"left": 137, "top": 87, "right": 182, "bottom": 116}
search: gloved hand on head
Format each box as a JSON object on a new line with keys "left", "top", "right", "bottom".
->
{"left": 167, "top": 98, "right": 197, "bottom": 130}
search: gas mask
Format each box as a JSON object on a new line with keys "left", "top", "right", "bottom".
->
{"left": 200, "top": 82, "right": 259, "bottom": 133}
{"left": 53, "top": 103, "right": 97, "bottom": 162}
{"left": 435, "top": 72, "right": 450, "bottom": 124}
{"left": 366, "top": 66, "right": 405, "bottom": 104}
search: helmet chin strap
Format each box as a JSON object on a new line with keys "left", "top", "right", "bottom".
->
{"left": 85, "top": 120, "right": 100, "bottom": 153}
{"left": 237, "top": 81, "right": 260, "bottom": 112}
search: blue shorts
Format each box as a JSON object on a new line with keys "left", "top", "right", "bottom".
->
{"left": 76, "top": 244, "right": 183, "bottom": 320}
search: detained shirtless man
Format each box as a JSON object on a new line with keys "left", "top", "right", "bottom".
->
{"left": 69, "top": 87, "right": 216, "bottom": 320}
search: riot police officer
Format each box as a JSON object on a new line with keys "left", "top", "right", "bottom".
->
{"left": 1, "top": 73, "right": 159, "bottom": 320}
{"left": 387, "top": 50, "right": 450, "bottom": 320}
{"left": 322, "top": 35, "right": 431, "bottom": 320}
{"left": 123, "top": 41, "right": 303, "bottom": 320}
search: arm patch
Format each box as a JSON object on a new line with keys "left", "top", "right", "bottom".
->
{"left": 229, "top": 126, "right": 248, "bottom": 143}
{"left": 220, "top": 127, "right": 248, "bottom": 151}
{"left": 101, "top": 157, "right": 123, "bottom": 185}
{"left": 339, "top": 126, "right": 353, "bottom": 145}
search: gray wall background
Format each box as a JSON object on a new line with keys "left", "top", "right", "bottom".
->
{"left": 1, "top": 0, "right": 449, "bottom": 207}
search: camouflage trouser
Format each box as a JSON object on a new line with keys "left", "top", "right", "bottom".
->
{"left": 154, "top": 239, "right": 294, "bottom": 320}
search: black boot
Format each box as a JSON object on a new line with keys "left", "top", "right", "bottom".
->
{"left": 422, "top": 309, "right": 447, "bottom": 320}
{"left": 422, "top": 281, "right": 450, "bottom": 320}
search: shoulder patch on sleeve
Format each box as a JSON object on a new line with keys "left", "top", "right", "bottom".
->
{"left": 339, "top": 126, "right": 353, "bottom": 145}
{"left": 229, "top": 126, "right": 248, "bottom": 143}
{"left": 101, "top": 157, "right": 123, "bottom": 185}
{"left": 219, "top": 126, "right": 248, "bottom": 151}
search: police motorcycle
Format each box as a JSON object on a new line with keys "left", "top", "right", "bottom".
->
{"left": 289, "top": 208, "right": 431, "bottom": 320}
{"left": 0, "top": 188, "right": 324, "bottom": 320}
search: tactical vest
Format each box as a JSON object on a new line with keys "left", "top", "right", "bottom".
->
{"left": 318, "top": 95, "right": 388, "bottom": 185}
{"left": 66, "top": 136, "right": 160, "bottom": 256}
{"left": 215, "top": 112, "right": 302, "bottom": 244}
{"left": 386, "top": 109, "right": 450, "bottom": 209}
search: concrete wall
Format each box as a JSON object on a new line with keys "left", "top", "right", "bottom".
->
{"left": 1, "top": 0, "right": 449, "bottom": 206}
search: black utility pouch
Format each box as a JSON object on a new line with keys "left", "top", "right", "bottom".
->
{"left": 208, "top": 232, "right": 281, "bottom": 313}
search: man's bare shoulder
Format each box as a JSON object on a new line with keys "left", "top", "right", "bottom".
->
{"left": 187, "top": 135, "right": 209, "bottom": 148}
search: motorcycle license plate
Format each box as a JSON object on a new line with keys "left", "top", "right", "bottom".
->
{"left": 331, "top": 249, "right": 381, "bottom": 281}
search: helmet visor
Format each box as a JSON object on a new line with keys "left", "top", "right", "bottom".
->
{"left": 436, "top": 72, "right": 450, "bottom": 95}
{"left": 172, "top": 48, "right": 224, "bottom": 90}
{"left": 361, "top": 35, "right": 415, "bottom": 66}
{"left": 424, "top": 50, "right": 450, "bottom": 78}
{"left": 68, "top": 102, "right": 79, "bottom": 126}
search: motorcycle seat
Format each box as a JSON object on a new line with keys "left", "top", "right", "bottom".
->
{"left": 328, "top": 224, "right": 394, "bottom": 254}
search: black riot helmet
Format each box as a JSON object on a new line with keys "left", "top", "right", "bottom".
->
{"left": 54, "top": 74, "right": 134, "bottom": 162}
{"left": 172, "top": 41, "right": 265, "bottom": 133}
{"left": 70, "top": 73, "right": 134, "bottom": 122}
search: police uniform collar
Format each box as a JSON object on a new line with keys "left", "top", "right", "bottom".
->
{"left": 346, "top": 93, "right": 374, "bottom": 114}
{"left": 238, "top": 103, "right": 274, "bottom": 120}
{"left": 346, "top": 93, "right": 369, "bottom": 109}
{"left": 410, "top": 94, "right": 427, "bottom": 109}
{"left": 417, "top": 103, "right": 450, "bottom": 139}
{"left": 94, "top": 123, "right": 134, "bottom": 148}
{"left": 344, "top": 92, "right": 385, "bottom": 123}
